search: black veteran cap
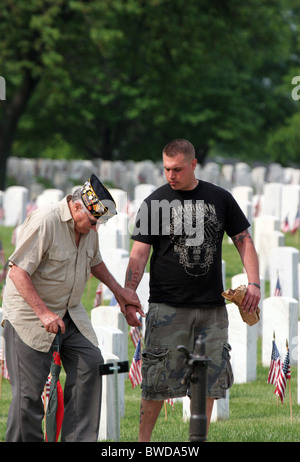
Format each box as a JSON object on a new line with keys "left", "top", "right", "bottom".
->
{"left": 81, "top": 174, "right": 117, "bottom": 221}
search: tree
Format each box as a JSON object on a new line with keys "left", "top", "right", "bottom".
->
{"left": 0, "top": 0, "right": 78, "bottom": 189}
{"left": 0, "top": 0, "right": 298, "bottom": 190}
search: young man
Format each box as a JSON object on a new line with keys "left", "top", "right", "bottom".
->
{"left": 125, "top": 139, "right": 260, "bottom": 441}
{"left": 2, "top": 174, "right": 143, "bottom": 442}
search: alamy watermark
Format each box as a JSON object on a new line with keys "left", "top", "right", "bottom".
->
{"left": 100, "top": 196, "right": 205, "bottom": 247}
{"left": 291, "top": 76, "right": 300, "bottom": 101}
{"left": 0, "top": 76, "right": 6, "bottom": 100}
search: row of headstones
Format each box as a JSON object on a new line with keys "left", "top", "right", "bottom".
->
{"left": 0, "top": 183, "right": 157, "bottom": 229}
{"left": 1, "top": 170, "right": 299, "bottom": 246}
{"left": 6, "top": 157, "right": 164, "bottom": 201}
{"left": 3, "top": 159, "right": 300, "bottom": 226}
{"left": 6, "top": 156, "right": 300, "bottom": 200}
{"left": 230, "top": 185, "right": 300, "bottom": 285}
{"left": 1, "top": 183, "right": 299, "bottom": 289}
{"left": 1, "top": 179, "right": 299, "bottom": 236}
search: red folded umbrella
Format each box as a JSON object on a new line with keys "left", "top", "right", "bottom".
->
{"left": 45, "top": 330, "right": 64, "bottom": 442}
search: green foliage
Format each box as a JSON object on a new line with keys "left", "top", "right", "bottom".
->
{"left": 1, "top": 0, "right": 300, "bottom": 165}
{"left": 266, "top": 111, "right": 300, "bottom": 166}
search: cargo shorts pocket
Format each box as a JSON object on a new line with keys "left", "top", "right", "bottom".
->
{"left": 141, "top": 346, "right": 170, "bottom": 394}
{"left": 218, "top": 342, "right": 234, "bottom": 391}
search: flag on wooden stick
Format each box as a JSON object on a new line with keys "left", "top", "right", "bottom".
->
{"left": 129, "top": 338, "right": 142, "bottom": 388}
{"left": 130, "top": 317, "right": 142, "bottom": 348}
{"left": 274, "top": 348, "right": 291, "bottom": 404}
{"left": 93, "top": 282, "right": 103, "bottom": 307}
{"left": 267, "top": 335, "right": 281, "bottom": 386}
{"left": 291, "top": 207, "right": 300, "bottom": 235}
{"left": 274, "top": 276, "right": 282, "bottom": 296}
{"left": 0, "top": 241, "right": 5, "bottom": 265}
{"left": 282, "top": 216, "right": 289, "bottom": 233}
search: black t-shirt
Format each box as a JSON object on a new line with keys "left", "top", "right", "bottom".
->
{"left": 131, "top": 180, "right": 250, "bottom": 308}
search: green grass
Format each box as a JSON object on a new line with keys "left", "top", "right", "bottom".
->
{"left": 1, "top": 226, "right": 300, "bottom": 442}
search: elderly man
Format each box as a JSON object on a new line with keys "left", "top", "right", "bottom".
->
{"left": 2, "top": 173, "right": 143, "bottom": 442}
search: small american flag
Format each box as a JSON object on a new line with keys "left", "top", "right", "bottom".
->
{"left": 167, "top": 398, "right": 174, "bottom": 409}
{"left": 0, "top": 261, "right": 8, "bottom": 284}
{"left": 0, "top": 349, "right": 10, "bottom": 380}
{"left": 274, "top": 349, "right": 291, "bottom": 403}
{"left": 274, "top": 277, "right": 282, "bottom": 297}
{"left": 109, "top": 294, "right": 118, "bottom": 306}
{"left": 254, "top": 196, "right": 261, "bottom": 218}
{"left": 130, "top": 318, "right": 142, "bottom": 348}
{"left": 93, "top": 282, "right": 103, "bottom": 307}
{"left": 267, "top": 340, "right": 281, "bottom": 386}
{"left": 129, "top": 339, "right": 142, "bottom": 388}
{"left": 0, "top": 241, "right": 5, "bottom": 265}
{"left": 282, "top": 216, "right": 289, "bottom": 233}
{"left": 291, "top": 207, "right": 300, "bottom": 235}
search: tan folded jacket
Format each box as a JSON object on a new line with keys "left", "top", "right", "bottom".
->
{"left": 222, "top": 285, "right": 260, "bottom": 326}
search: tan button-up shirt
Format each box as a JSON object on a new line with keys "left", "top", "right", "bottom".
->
{"left": 2, "top": 196, "right": 102, "bottom": 352}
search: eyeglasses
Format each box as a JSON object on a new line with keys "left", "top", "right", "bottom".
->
{"left": 87, "top": 216, "right": 98, "bottom": 227}
{"left": 85, "top": 211, "right": 110, "bottom": 227}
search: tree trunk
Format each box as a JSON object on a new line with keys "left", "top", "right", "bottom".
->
{"left": 0, "top": 70, "right": 39, "bottom": 191}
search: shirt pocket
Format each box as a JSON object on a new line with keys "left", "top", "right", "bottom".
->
{"left": 86, "top": 248, "right": 94, "bottom": 281}
{"left": 41, "top": 250, "right": 69, "bottom": 282}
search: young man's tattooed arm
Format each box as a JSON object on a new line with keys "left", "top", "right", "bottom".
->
{"left": 124, "top": 241, "right": 151, "bottom": 325}
{"left": 231, "top": 229, "right": 261, "bottom": 313}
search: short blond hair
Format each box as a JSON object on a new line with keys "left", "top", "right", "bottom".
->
{"left": 163, "top": 139, "right": 195, "bottom": 159}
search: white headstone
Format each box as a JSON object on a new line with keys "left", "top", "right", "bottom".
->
{"left": 228, "top": 302, "right": 258, "bottom": 383}
{"left": 91, "top": 305, "right": 128, "bottom": 362}
{"left": 98, "top": 352, "right": 121, "bottom": 441}
{"left": 36, "top": 189, "right": 64, "bottom": 207}
{"left": 135, "top": 161, "right": 156, "bottom": 185}
{"left": 211, "top": 391, "right": 230, "bottom": 422}
{"left": 267, "top": 163, "right": 284, "bottom": 183}
{"left": 254, "top": 215, "right": 280, "bottom": 251}
{"left": 231, "top": 186, "right": 253, "bottom": 203}
{"left": 3, "top": 186, "right": 29, "bottom": 227}
{"left": 262, "top": 296, "right": 298, "bottom": 367}
{"left": 232, "top": 273, "right": 265, "bottom": 337}
{"left": 270, "top": 247, "right": 299, "bottom": 300}
{"left": 99, "top": 249, "right": 129, "bottom": 301}
{"left": 136, "top": 272, "right": 150, "bottom": 313}
{"left": 251, "top": 166, "right": 266, "bottom": 194}
{"left": 297, "top": 322, "right": 300, "bottom": 405}
{"left": 257, "top": 231, "right": 285, "bottom": 280}
{"left": 201, "top": 162, "right": 220, "bottom": 185}
{"left": 281, "top": 184, "right": 300, "bottom": 231}
{"left": 182, "top": 389, "right": 229, "bottom": 423}
{"left": 108, "top": 189, "right": 128, "bottom": 214}
{"left": 98, "top": 213, "right": 129, "bottom": 252}
{"left": 234, "top": 162, "right": 252, "bottom": 187}
{"left": 261, "top": 183, "right": 282, "bottom": 220}
{"left": 134, "top": 184, "right": 157, "bottom": 212}
{"left": 93, "top": 326, "right": 126, "bottom": 417}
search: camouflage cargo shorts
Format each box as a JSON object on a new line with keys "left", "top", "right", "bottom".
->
{"left": 141, "top": 303, "right": 234, "bottom": 401}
